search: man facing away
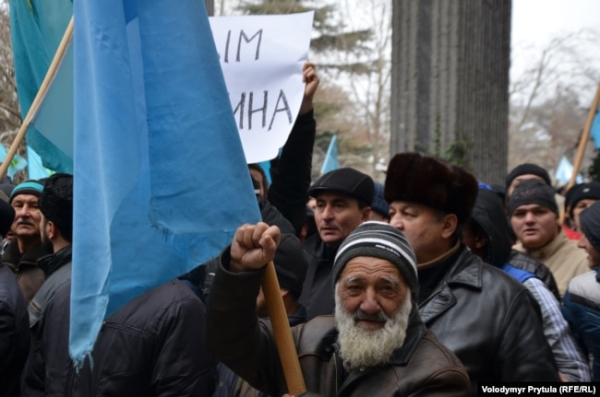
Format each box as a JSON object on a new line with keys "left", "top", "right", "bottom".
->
{"left": 300, "top": 167, "right": 374, "bottom": 320}
{"left": 207, "top": 221, "right": 470, "bottom": 396}
{"left": 385, "top": 152, "right": 559, "bottom": 392}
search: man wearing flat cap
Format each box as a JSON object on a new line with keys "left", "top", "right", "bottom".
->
{"left": 2, "top": 180, "right": 51, "bottom": 303}
{"left": 510, "top": 179, "right": 588, "bottom": 296}
{"left": 300, "top": 168, "right": 374, "bottom": 320}
{"left": 207, "top": 221, "right": 470, "bottom": 396}
{"left": 385, "top": 152, "right": 559, "bottom": 391}
{"left": 562, "top": 201, "right": 600, "bottom": 381}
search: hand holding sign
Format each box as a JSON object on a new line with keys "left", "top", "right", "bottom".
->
{"left": 300, "top": 62, "right": 319, "bottom": 116}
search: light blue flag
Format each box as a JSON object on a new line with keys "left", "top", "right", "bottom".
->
{"left": 320, "top": 135, "right": 339, "bottom": 174}
{"left": 591, "top": 111, "right": 600, "bottom": 150}
{"left": 555, "top": 156, "right": 583, "bottom": 185}
{"left": 71, "top": 0, "right": 261, "bottom": 366}
{"left": 0, "top": 146, "right": 27, "bottom": 179}
{"left": 258, "top": 161, "right": 272, "bottom": 184}
{"left": 9, "top": 0, "right": 73, "bottom": 173}
{"left": 27, "top": 147, "right": 53, "bottom": 180}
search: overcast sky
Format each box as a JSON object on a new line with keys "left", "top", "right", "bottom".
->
{"left": 511, "top": 0, "right": 600, "bottom": 102}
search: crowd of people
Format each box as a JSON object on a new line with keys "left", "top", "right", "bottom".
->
{"left": 0, "top": 63, "right": 599, "bottom": 397}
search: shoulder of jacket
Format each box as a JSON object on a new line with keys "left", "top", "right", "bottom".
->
{"left": 568, "top": 271, "right": 600, "bottom": 304}
{"left": 295, "top": 316, "right": 337, "bottom": 359}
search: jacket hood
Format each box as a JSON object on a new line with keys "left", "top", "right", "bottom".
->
{"left": 470, "top": 188, "right": 512, "bottom": 267}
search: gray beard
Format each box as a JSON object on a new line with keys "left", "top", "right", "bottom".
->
{"left": 334, "top": 288, "right": 412, "bottom": 372}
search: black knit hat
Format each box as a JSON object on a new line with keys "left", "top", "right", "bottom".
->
{"left": 580, "top": 200, "right": 600, "bottom": 252}
{"left": 333, "top": 221, "right": 418, "bottom": 299}
{"left": 273, "top": 233, "right": 308, "bottom": 300}
{"left": 308, "top": 168, "right": 374, "bottom": 206}
{"left": 508, "top": 179, "right": 557, "bottom": 216}
{"left": 568, "top": 182, "right": 600, "bottom": 218}
{"left": 506, "top": 163, "right": 551, "bottom": 189}
{"left": 39, "top": 173, "right": 73, "bottom": 241}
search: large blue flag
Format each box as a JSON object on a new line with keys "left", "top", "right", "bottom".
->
{"left": 71, "top": 0, "right": 261, "bottom": 366}
{"left": 9, "top": 0, "right": 73, "bottom": 173}
{"left": 320, "top": 135, "right": 339, "bottom": 174}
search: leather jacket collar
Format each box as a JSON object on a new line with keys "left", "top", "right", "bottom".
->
{"left": 419, "top": 245, "right": 482, "bottom": 324}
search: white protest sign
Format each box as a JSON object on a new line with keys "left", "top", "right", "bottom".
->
{"left": 209, "top": 12, "right": 314, "bottom": 164}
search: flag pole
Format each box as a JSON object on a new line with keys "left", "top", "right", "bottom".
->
{"left": 568, "top": 80, "right": 600, "bottom": 190}
{"left": 0, "top": 16, "right": 74, "bottom": 180}
{"left": 262, "top": 261, "right": 307, "bottom": 395}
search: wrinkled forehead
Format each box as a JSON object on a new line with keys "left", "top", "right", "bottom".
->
{"left": 11, "top": 194, "right": 39, "bottom": 206}
{"left": 340, "top": 256, "right": 405, "bottom": 283}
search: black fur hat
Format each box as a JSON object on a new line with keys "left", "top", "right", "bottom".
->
{"left": 384, "top": 152, "right": 478, "bottom": 225}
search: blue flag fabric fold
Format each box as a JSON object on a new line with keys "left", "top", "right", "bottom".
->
{"left": 321, "top": 135, "right": 339, "bottom": 174}
{"left": 71, "top": 0, "right": 261, "bottom": 366}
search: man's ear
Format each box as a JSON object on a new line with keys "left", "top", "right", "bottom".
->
{"left": 440, "top": 214, "right": 458, "bottom": 239}
{"left": 46, "top": 220, "right": 56, "bottom": 240}
{"left": 280, "top": 288, "right": 290, "bottom": 299}
{"left": 360, "top": 207, "right": 372, "bottom": 222}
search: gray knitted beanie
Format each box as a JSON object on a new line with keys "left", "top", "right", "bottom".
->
{"left": 332, "top": 221, "right": 418, "bottom": 297}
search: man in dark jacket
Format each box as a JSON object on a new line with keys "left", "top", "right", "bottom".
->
{"left": 23, "top": 173, "right": 73, "bottom": 396}
{"left": 212, "top": 233, "right": 309, "bottom": 397}
{"left": 463, "top": 187, "right": 589, "bottom": 382}
{"left": 300, "top": 168, "right": 374, "bottom": 320}
{"left": 385, "top": 152, "right": 560, "bottom": 392}
{"left": 0, "top": 253, "right": 30, "bottom": 397}
{"left": 2, "top": 180, "right": 51, "bottom": 303}
{"left": 207, "top": 221, "right": 470, "bottom": 397}
{"left": 40, "top": 278, "right": 215, "bottom": 397}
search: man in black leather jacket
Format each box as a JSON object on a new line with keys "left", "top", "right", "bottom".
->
{"left": 385, "top": 152, "right": 560, "bottom": 393}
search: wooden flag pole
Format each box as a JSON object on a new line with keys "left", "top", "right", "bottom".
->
{"left": 0, "top": 16, "right": 74, "bottom": 180}
{"left": 262, "top": 261, "right": 307, "bottom": 395}
{"left": 567, "top": 80, "right": 600, "bottom": 190}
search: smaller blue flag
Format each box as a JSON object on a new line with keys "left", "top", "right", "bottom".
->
{"left": 26, "top": 147, "right": 52, "bottom": 179}
{"left": 591, "top": 111, "right": 600, "bottom": 150}
{"left": 321, "top": 135, "right": 339, "bottom": 174}
{"left": 555, "top": 156, "right": 582, "bottom": 185}
{"left": 0, "top": 146, "right": 27, "bottom": 179}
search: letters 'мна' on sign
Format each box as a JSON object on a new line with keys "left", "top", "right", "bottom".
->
{"left": 209, "top": 12, "right": 314, "bottom": 164}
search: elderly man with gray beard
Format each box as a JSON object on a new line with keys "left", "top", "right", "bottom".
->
{"left": 206, "top": 221, "right": 470, "bottom": 397}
